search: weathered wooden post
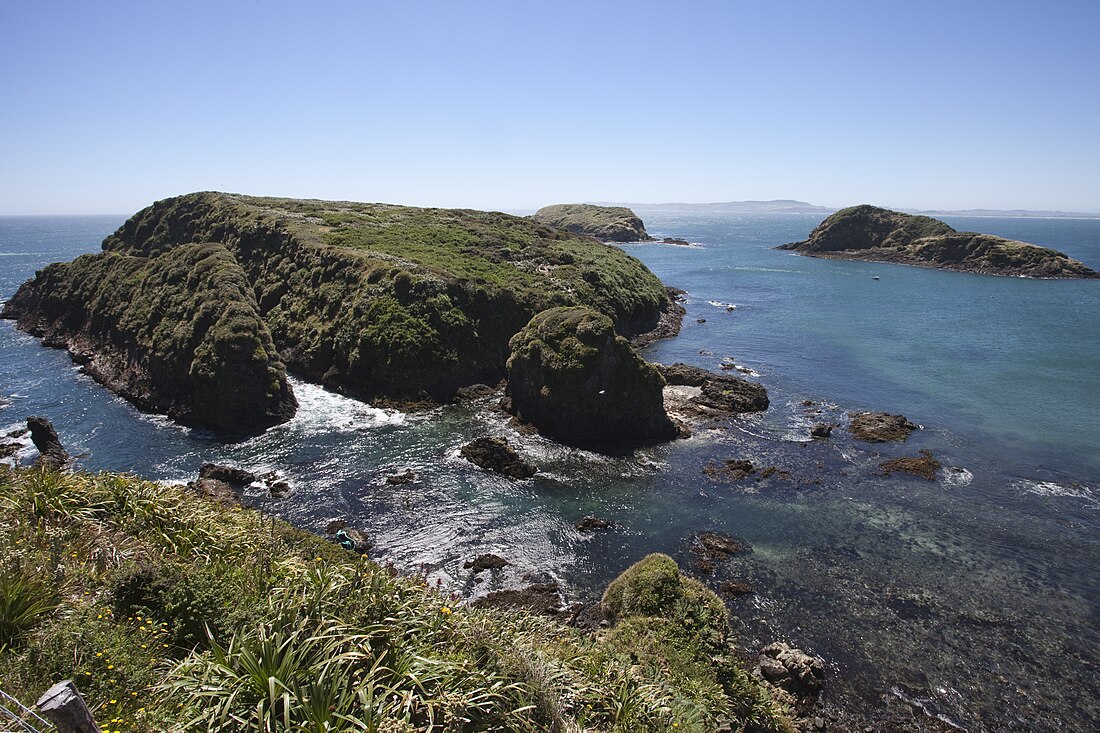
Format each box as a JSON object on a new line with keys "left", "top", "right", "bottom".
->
{"left": 36, "top": 680, "right": 98, "bottom": 733}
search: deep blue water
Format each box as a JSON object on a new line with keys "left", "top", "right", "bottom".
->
{"left": 2, "top": 212, "right": 1098, "bottom": 731}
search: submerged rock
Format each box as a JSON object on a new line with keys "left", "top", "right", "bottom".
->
{"left": 880, "top": 450, "right": 942, "bottom": 480}
{"left": 575, "top": 516, "right": 613, "bottom": 532}
{"left": 691, "top": 531, "right": 752, "bottom": 559}
{"left": 531, "top": 204, "right": 652, "bottom": 242}
{"left": 384, "top": 468, "right": 418, "bottom": 485}
{"left": 505, "top": 306, "right": 678, "bottom": 448}
{"left": 719, "top": 580, "right": 755, "bottom": 597}
{"left": 464, "top": 553, "right": 509, "bottom": 572}
{"left": 810, "top": 423, "right": 835, "bottom": 438}
{"left": 848, "top": 411, "right": 918, "bottom": 442}
{"left": 27, "top": 416, "right": 68, "bottom": 470}
{"left": 199, "top": 463, "right": 258, "bottom": 486}
{"left": 703, "top": 459, "right": 756, "bottom": 481}
{"left": 779, "top": 204, "right": 1099, "bottom": 278}
{"left": 460, "top": 437, "right": 538, "bottom": 479}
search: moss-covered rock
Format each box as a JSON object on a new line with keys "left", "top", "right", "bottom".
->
{"left": 779, "top": 204, "right": 1099, "bottom": 278}
{"left": 2, "top": 243, "right": 295, "bottom": 433}
{"left": 531, "top": 203, "right": 653, "bottom": 242}
{"left": 505, "top": 306, "right": 678, "bottom": 448}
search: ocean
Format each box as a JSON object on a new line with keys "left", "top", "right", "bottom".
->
{"left": 1, "top": 211, "right": 1098, "bottom": 731}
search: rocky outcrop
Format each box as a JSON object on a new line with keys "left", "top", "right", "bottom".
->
{"left": 504, "top": 306, "right": 678, "bottom": 448}
{"left": 5, "top": 193, "right": 677, "bottom": 429}
{"left": 779, "top": 204, "right": 1099, "bottom": 278}
{"left": 464, "top": 553, "right": 509, "bottom": 572}
{"left": 531, "top": 204, "right": 653, "bottom": 242}
{"left": 756, "top": 642, "right": 826, "bottom": 699}
{"left": 880, "top": 450, "right": 942, "bottom": 480}
{"left": 27, "top": 417, "right": 68, "bottom": 470}
{"left": 3, "top": 243, "right": 296, "bottom": 433}
{"left": 656, "top": 362, "right": 769, "bottom": 415}
{"left": 199, "top": 463, "right": 258, "bottom": 486}
{"left": 460, "top": 437, "right": 538, "bottom": 479}
{"left": 849, "top": 411, "right": 918, "bottom": 442}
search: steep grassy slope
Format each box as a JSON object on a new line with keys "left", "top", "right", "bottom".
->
{"left": 0, "top": 466, "right": 792, "bottom": 732}
{"left": 779, "top": 204, "right": 1099, "bottom": 278}
{"left": 2, "top": 243, "right": 295, "bottom": 432}
{"left": 99, "top": 192, "right": 672, "bottom": 403}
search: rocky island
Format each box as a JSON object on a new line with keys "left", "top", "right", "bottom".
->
{"left": 531, "top": 203, "right": 653, "bottom": 242}
{"left": 778, "top": 204, "right": 1099, "bottom": 278}
{"left": 3, "top": 192, "right": 678, "bottom": 432}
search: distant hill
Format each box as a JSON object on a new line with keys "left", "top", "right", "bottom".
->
{"left": 598, "top": 200, "right": 1100, "bottom": 219}
{"left": 905, "top": 208, "right": 1100, "bottom": 219}
{"left": 599, "top": 200, "right": 835, "bottom": 214}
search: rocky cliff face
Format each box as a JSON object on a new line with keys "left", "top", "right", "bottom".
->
{"left": 779, "top": 204, "right": 1099, "bottom": 278}
{"left": 504, "top": 306, "right": 678, "bottom": 448}
{"left": 5, "top": 192, "right": 676, "bottom": 429}
{"left": 531, "top": 204, "right": 653, "bottom": 243}
{"left": 3, "top": 242, "right": 296, "bottom": 433}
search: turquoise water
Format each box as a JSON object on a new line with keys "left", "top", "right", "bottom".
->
{"left": 1, "top": 213, "right": 1098, "bottom": 731}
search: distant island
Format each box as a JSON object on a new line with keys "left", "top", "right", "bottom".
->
{"left": 598, "top": 199, "right": 1100, "bottom": 219}
{"left": 531, "top": 203, "right": 653, "bottom": 241}
{"left": 777, "top": 205, "right": 1099, "bottom": 279}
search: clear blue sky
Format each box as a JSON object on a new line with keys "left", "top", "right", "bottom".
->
{"left": 2, "top": 0, "right": 1097, "bottom": 214}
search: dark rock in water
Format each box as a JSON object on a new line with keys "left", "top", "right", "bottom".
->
{"left": 655, "top": 362, "right": 769, "bottom": 415}
{"left": 460, "top": 437, "right": 538, "bottom": 479}
{"left": 880, "top": 450, "right": 942, "bottom": 480}
{"left": 267, "top": 480, "right": 292, "bottom": 497}
{"left": 464, "top": 553, "right": 509, "bottom": 572}
{"left": 199, "top": 463, "right": 258, "bottom": 486}
{"left": 27, "top": 416, "right": 69, "bottom": 470}
{"left": 187, "top": 477, "right": 240, "bottom": 505}
{"left": 385, "top": 468, "right": 418, "bottom": 485}
{"left": 530, "top": 204, "right": 653, "bottom": 242}
{"left": 756, "top": 642, "right": 826, "bottom": 699}
{"left": 7, "top": 428, "right": 28, "bottom": 439}
{"left": 778, "top": 204, "right": 1099, "bottom": 278}
{"left": 0, "top": 442, "right": 20, "bottom": 459}
{"left": 692, "top": 558, "right": 716, "bottom": 575}
{"left": 810, "top": 423, "right": 835, "bottom": 438}
{"left": 696, "top": 318, "right": 706, "bottom": 324}
{"left": 470, "top": 582, "right": 562, "bottom": 615}
{"left": 703, "top": 459, "right": 756, "bottom": 481}
{"left": 575, "top": 516, "right": 613, "bottom": 532}
{"left": 849, "top": 411, "right": 918, "bottom": 442}
{"left": 505, "top": 307, "right": 678, "bottom": 448}
{"left": 720, "top": 580, "right": 754, "bottom": 597}
{"left": 454, "top": 383, "right": 497, "bottom": 400}
{"left": 662, "top": 237, "right": 692, "bottom": 246}
{"left": 691, "top": 531, "right": 752, "bottom": 558}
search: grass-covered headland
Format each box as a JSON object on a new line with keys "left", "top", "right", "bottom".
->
{"left": 0, "top": 466, "right": 792, "bottom": 732}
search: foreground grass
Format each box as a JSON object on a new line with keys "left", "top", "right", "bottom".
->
{"left": 0, "top": 466, "right": 791, "bottom": 732}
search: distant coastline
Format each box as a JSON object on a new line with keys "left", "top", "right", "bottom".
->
{"left": 598, "top": 199, "right": 1100, "bottom": 219}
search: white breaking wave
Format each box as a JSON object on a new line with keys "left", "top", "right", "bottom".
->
{"left": 942, "top": 467, "right": 973, "bottom": 487}
{"left": 707, "top": 300, "right": 738, "bottom": 310}
{"left": 286, "top": 378, "right": 406, "bottom": 432}
{"left": 1014, "top": 478, "right": 1096, "bottom": 504}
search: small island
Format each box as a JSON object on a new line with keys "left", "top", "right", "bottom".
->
{"left": 778, "top": 204, "right": 1099, "bottom": 278}
{"left": 531, "top": 203, "right": 653, "bottom": 242}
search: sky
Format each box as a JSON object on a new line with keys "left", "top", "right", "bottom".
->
{"left": 2, "top": 0, "right": 1098, "bottom": 214}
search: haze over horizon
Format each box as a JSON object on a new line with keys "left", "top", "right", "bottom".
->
{"left": 3, "top": 0, "right": 1097, "bottom": 215}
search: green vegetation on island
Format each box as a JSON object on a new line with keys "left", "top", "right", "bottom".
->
{"left": 1, "top": 243, "right": 295, "bottom": 433}
{"left": 0, "top": 465, "right": 793, "bottom": 732}
{"left": 4, "top": 192, "right": 676, "bottom": 429}
{"left": 505, "top": 306, "right": 678, "bottom": 448}
{"left": 531, "top": 204, "right": 653, "bottom": 243}
{"left": 779, "top": 204, "right": 1099, "bottom": 278}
